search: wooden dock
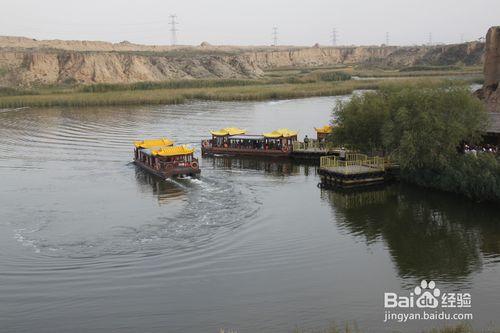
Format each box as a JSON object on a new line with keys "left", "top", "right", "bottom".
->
{"left": 318, "top": 154, "right": 396, "bottom": 189}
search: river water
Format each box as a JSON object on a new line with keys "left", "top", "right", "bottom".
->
{"left": 0, "top": 96, "right": 499, "bottom": 333}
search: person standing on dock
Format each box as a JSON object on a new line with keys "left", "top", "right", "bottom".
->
{"left": 304, "top": 135, "right": 309, "bottom": 149}
{"left": 339, "top": 148, "right": 346, "bottom": 161}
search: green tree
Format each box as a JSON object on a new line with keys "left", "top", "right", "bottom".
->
{"left": 380, "top": 84, "right": 487, "bottom": 170}
{"left": 331, "top": 92, "right": 390, "bottom": 154}
{"left": 331, "top": 82, "right": 487, "bottom": 164}
{"left": 330, "top": 81, "right": 500, "bottom": 201}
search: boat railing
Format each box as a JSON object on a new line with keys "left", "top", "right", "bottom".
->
{"left": 159, "top": 158, "right": 198, "bottom": 169}
{"left": 203, "top": 140, "right": 290, "bottom": 151}
{"left": 292, "top": 140, "right": 338, "bottom": 151}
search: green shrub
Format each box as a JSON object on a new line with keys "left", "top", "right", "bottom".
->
{"left": 404, "top": 154, "right": 500, "bottom": 202}
{"left": 318, "top": 71, "right": 351, "bottom": 82}
{"left": 330, "top": 81, "right": 499, "bottom": 201}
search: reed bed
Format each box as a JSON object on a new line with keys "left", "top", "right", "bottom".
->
{"left": 352, "top": 66, "right": 482, "bottom": 78}
{"left": 0, "top": 77, "right": 463, "bottom": 109}
{"left": 0, "top": 80, "right": 373, "bottom": 108}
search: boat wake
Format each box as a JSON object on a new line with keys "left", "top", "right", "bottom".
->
{"left": 12, "top": 169, "right": 262, "bottom": 259}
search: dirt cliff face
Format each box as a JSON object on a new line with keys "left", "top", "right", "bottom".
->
{"left": 483, "top": 27, "right": 500, "bottom": 112}
{"left": 0, "top": 36, "right": 485, "bottom": 87}
{"left": 0, "top": 50, "right": 263, "bottom": 86}
{"left": 241, "top": 43, "right": 484, "bottom": 69}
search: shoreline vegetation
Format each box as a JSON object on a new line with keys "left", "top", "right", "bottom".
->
{"left": 0, "top": 80, "right": 375, "bottom": 108}
{"left": 0, "top": 66, "right": 482, "bottom": 108}
{"left": 329, "top": 81, "right": 500, "bottom": 202}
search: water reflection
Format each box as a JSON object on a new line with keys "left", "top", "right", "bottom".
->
{"left": 322, "top": 184, "right": 500, "bottom": 281}
{"left": 205, "top": 155, "right": 317, "bottom": 177}
{"left": 134, "top": 166, "right": 187, "bottom": 205}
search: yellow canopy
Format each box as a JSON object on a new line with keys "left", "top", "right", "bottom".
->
{"left": 134, "top": 138, "right": 174, "bottom": 149}
{"left": 210, "top": 127, "right": 246, "bottom": 136}
{"left": 263, "top": 128, "right": 298, "bottom": 138}
{"left": 314, "top": 125, "right": 333, "bottom": 134}
{"left": 151, "top": 145, "right": 195, "bottom": 157}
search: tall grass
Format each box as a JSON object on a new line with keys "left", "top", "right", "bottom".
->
{"left": 352, "top": 65, "right": 482, "bottom": 78}
{"left": 0, "top": 77, "right": 462, "bottom": 109}
{"left": 0, "top": 80, "right": 383, "bottom": 108}
{"left": 79, "top": 79, "right": 263, "bottom": 93}
{"left": 79, "top": 71, "right": 351, "bottom": 94}
{"left": 0, "top": 87, "right": 41, "bottom": 97}
{"left": 399, "top": 65, "right": 462, "bottom": 72}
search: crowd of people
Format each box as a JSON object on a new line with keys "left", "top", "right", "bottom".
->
{"left": 211, "top": 138, "right": 287, "bottom": 151}
{"left": 462, "top": 144, "right": 498, "bottom": 155}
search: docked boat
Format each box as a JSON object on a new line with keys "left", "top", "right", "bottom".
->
{"left": 201, "top": 127, "right": 298, "bottom": 157}
{"left": 133, "top": 138, "right": 200, "bottom": 178}
{"left": 314, "top": 125, "right": 333, "bottom": 142}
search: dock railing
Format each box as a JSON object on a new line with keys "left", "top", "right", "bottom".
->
{"left": 320, "top": 153, "right": 387, "bottom": 175}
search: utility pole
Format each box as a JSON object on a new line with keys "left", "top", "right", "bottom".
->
{"left": 169, "top": 14, "right": 178, "bottom": 46}
{"left": 331, "top": 28, "right": 338, "bottom": 46}
{"left": 272, "top": 26, "right": 278, "bottom": 46}
{"left": 385, "top": 32, "right": 390, "bottom": 46}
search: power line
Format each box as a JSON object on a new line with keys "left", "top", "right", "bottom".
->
{"left": 169, "top": 14, "right": 178, "bottom": 46}
{"left": 272, "top": 26, "right": 278, "bottom": 46}
{"left": 331, "top": 28, "right": 338, "bottom": 46}
{"left": 5, "top": 19, "right": 170, "bottom": 27}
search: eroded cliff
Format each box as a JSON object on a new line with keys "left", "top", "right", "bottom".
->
{"left": 482, "top": 26, "right": 500, "bottom": 112}
{"left": 0, "top": 36, "right": 485, "bottom": 87}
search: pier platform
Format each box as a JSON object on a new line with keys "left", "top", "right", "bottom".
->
{"left": 318, "top": 154, "right": 397, "bottom": 189}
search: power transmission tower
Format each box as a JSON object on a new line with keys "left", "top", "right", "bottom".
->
{"left": 272, "top": 26, "right": 278, "bottom": 46}
{"left": 427, "top": 32, "right": 433, "bottom": 45}
{"left": 385, "top": 32, "right": 390, "bottom": 46}
{"left": 460, "top": 33, "right": 465, "bottom": 43}
{"left": 331, "top": 28, "right": 338, "bottom": 46}
{"left": 169, "top": 14, "right": 178, "bottom": 46}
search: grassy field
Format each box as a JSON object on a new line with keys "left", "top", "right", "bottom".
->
{"left": 0, "top": 66, "right": 482, "bottom": 108}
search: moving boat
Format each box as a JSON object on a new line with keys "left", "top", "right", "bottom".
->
{"left": 133, "top": 138, "right": 200, "bottom": 178}
{"left": 201, "top": 127, "right": 298, "bottom": 157}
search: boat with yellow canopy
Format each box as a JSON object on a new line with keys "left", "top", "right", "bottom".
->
{"left": 314, "top": 125, "right": 333, "bottom": 141}
{"left": 263, "top": 128, "right": 298, "bottom": 139}
{"left": 134, "top": 138, "right": 174, "bottom": 149}
{"left": 201, "top": 127, "right": 298, "bottom": 157}
{"left": 210, "top": 127, "right": 247, "bottom": 137}
{"left": 134, "top": 138, "right": 200, "bottom": 178}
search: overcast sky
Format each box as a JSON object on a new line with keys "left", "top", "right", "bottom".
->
{"left": 1, "top": 0, "right": 499, "bottom": 46}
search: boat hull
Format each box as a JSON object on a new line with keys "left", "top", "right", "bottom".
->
{"left": 133, "top": 160, "right": 200, "bottom": 179}
{"left": 201, "top": 146, "right": 291, "bottom": 158}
